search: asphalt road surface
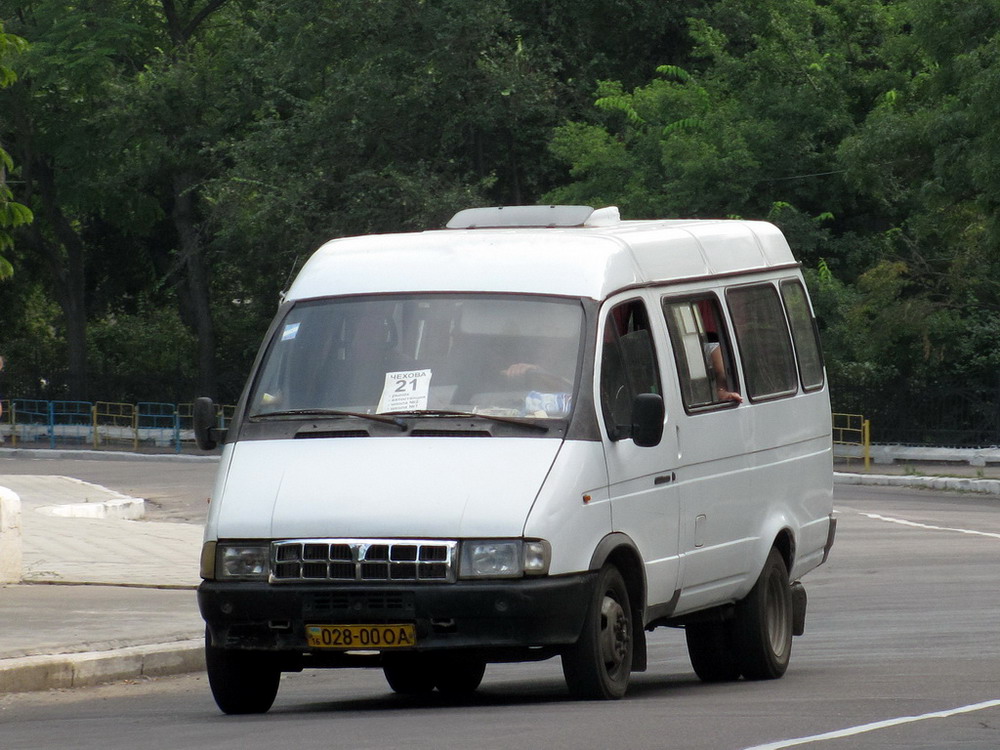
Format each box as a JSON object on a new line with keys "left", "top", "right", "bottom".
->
{"left": 1, "top": 463, "right": 998, "bottom": 749}
{"left": 0, "top": 453, "right": 218, "bottom": 522}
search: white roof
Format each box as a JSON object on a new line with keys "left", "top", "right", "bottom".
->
{"left": 285, "top": 209, "right": 798, "bottom": 302}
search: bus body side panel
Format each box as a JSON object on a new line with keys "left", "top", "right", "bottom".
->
{"left": 593, "top": 290, "right": 683, "bottom": 612}
{"left": 656, "top": 273, "right": 833, "bottom": 617}
{"left": 669, "top": 406, "right": 754, "bottom": 615}
{"left": 522, "top": 440, "right": 612, "bottom": 577}
{"left": 745, "top": 389, "right": 834, "bottom": 583}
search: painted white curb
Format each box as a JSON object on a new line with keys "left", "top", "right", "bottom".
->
{"left": 36, "top": 496, "right": 145, "bottom": 520}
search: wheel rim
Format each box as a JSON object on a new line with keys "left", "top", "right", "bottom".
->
{"left": 764, "top": 570, "right": 791, "bottom": 657}
{"left": 599, "top": 593, "right": 630, "bottom": 674}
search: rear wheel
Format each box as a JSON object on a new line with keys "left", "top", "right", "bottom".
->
{"left": 434, "top": 653, "right": 486, "bottom": 696}
{"left": 382, "top": 653, "right": 436, "bottom": 695}
{"left": 561, "top": 565, "right": 633, "bottom": 699}
{"left": 205, "top": 630, "right": 281, "bottom": 715}
{"left": 735, "top": 547, "right": 793, "bottom": 680}
{"left": 685, "top": 620, "right": 741, "bottom": 682}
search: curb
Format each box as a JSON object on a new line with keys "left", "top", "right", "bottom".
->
{"left": 0, "top": 638, "right": 205, "bottom": 694}
{"left": 0, "top": 447, "right": 220, "bottom": 463}
{"left": 36, "top": 495, "right": 145, "bottom": 520}
{"left": 835, "top": 472, "right": 1000, "bottom": 496}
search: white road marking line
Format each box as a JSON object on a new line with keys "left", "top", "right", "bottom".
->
{"left": 742, "top": 699, "right": 1000, "bottom": 749}
{"left": 858, "top": 512, "right": 1000, "bottom": 539}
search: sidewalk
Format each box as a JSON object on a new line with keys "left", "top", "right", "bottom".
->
{"left": 2, "top": 454, "right": 1000, "bottom": 696}
{"left": 0, "top": 474, "right": 205, "bottom": 693}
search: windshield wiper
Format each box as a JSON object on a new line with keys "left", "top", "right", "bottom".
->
{"left": 381, "top": 409, "right": 550, "bottom": 432}
{"left": 253, "top": 408, "right": 407, "bottom": 430}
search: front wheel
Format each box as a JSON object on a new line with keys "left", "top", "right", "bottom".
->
{"left": 735, "top": 547, "right": 793, "bottom": 680}
{"left": 205, "top": 630, "right": 281, "bottom": 715}
{"left": 561, "top": 565, "right": 633, "bottom": 700}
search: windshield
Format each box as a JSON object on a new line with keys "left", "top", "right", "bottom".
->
{"left": 249, "top": 294, "right": 584, "bottom": 420}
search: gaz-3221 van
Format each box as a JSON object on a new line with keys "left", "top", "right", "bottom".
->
{"left": 195, "top": 205, "right": 836, "bottom": 714}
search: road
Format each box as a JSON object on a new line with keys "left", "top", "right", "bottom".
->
{"left": 0, "top": 459, "right": 998, "bottom": 749}
{"left": 0, "top": 453, "right": 218, "bottom": 522}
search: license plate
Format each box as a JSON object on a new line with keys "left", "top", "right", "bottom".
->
{"left": 305, "top": 623, "right": 417, "bottom": 650}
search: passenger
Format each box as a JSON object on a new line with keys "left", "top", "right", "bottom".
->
{"left": 502, "top": 362, "right": 572, "bottom": 392}
{"left": 703, "top": 337, "right": 742, "bottom": 404}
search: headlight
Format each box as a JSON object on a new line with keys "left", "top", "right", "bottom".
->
{"left": 210, "top": 542, "right": 270, "bottom": 581}
{"left": 459, "top": 539, "right": 550, "bottom": 579}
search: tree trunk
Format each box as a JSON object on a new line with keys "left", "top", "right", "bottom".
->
{"left": 30, "top": 158, "right": 89, "bottom": 400}
{"left": 160, "top": 1, "right": 230, "bottom": 400}
{"left": 172, "top": 171, "right": 217, "bottom": 398}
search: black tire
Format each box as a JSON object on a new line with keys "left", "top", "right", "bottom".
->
{"left": 735, "top": 547, "right": 793, "bottom": 680}
{"left": 685, "top": 620, "right": 741, "bottom": 682}
{"left": 382, "top": 653, "right": 436, "bottom": 695}
{"left": 205, "top": 630, "right": 281, "bottom": 715}
{"left": 434, "top": 653, "right": 487, "bottom": 696}
{"left": 561, "top": 565, "right": 633, "bottom": 700}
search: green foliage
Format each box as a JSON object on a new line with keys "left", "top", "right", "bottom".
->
{"left": 0, "top": 20, "right": 32, "bottom": 276}
{"left": 87, "top": 305, "right": 198, "bottom": 403}
{"left": 3, "top": 0, "right": 1000, "bottom": 421}
{"left": 545, "top": 0, "right": 1000, "bottom": 406}
{"left": 0, "top": 282, "right": 65, "bottom": 397}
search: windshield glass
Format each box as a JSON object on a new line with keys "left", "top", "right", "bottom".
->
{"left": 249, "top": 295, "right": 584, "bottom": 420}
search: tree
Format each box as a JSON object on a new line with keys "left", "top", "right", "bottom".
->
{"left": 202, "top": 0, "right": 571, "bottom": 380}
{"left": 1, "top": 3, "right": 136, "bottom": 396}
{"left": 833, "top": 0, "right": 1000, "bottom": 402}
{"left": 0, "top": 20, "right": 31, "bottom": 279}
{"left": 123, "top": 0, "right": 243, "bottom": 398}
{"left": 3, "top": 0, "right": 243, "bottom": 399}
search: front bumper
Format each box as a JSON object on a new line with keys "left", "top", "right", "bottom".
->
{"left": 199, "top": 573, "right": 596, "bottom": 655}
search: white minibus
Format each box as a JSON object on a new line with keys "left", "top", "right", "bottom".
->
{"left": 195, "top": 205, "right": 836, "bottom": 714}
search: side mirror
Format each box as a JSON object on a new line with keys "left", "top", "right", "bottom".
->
{"left": 193, "top": 396, "right": 224, "bottom": 451}
{"left": 631, "top": 393, "right": 665, "bottom": 448}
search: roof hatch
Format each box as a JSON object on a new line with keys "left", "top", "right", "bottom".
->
{"left": 446, "top": 205, "right": 620, "bottom": 229}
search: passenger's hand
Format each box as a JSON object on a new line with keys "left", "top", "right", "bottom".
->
{"left": 718, "top": 387, "right": 742, "bottom": 404}
{"left": 503, "top": 363, "right": 539, "bottom": 379}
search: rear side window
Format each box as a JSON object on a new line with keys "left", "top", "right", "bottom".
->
{"left": 780, "top": 280, "right": 825, "bottom": 391}
{"left": 600, "top": 299, "right": 661, "bottom": 439}
{"left": 662, "top": 296, "right": 741, "bottom": 411}
{"left": 727, "top": 285, "right": 797, "bottom": 401}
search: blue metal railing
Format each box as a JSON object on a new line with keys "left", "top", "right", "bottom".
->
{"left": 2, "top": 399, "right": 233, "bottom": 453}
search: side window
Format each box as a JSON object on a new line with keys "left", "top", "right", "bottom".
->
{"left": 780, "top": 280, "right": 825, "bottom": 391}
{"left": 663, "top": 296, "right": 742, "bottom": 411}
{"left": 600, "top": 300, "right": 661, "bottom": 438}
{"left": 662, "top": 296, "right": 741, "bottom": 411}
{"left": 727, "top": 284, "right": 797, "bottom": 401}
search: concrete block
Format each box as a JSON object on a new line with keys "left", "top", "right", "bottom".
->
{"left": 0, "top": 485, "right": 23, "bottom": 583}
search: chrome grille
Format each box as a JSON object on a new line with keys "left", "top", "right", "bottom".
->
{"left": 270, "top": 539, "right": 457, "bottom": 583}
